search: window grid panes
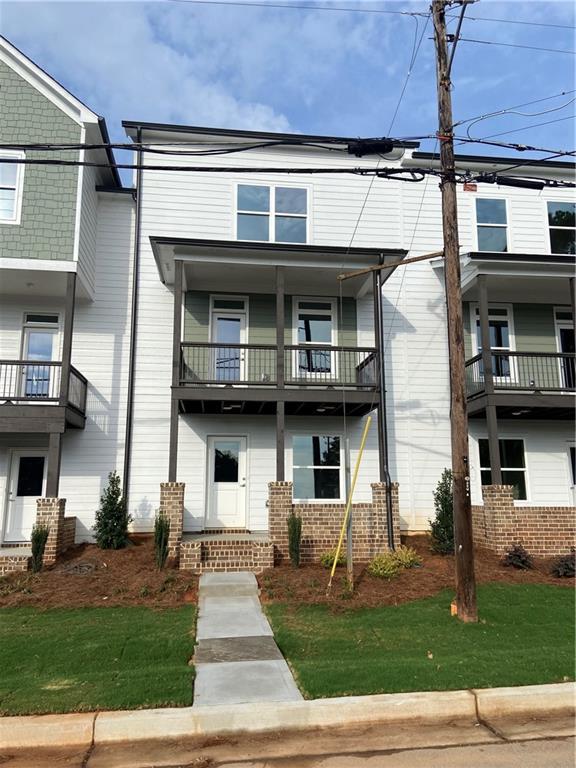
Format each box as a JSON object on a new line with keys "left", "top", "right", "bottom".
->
{"left": 479, "top": 438, "right": 527, "bottom": 500}
{"left": 547, "top": 202, "right": 575, "bottom": 255}
{"left": 0, "top": 156, "right": 20, "bottom": 222}
{"left": 237, "top": 184, "right": 307, "bottom": 243}
{"left": 476, "top": 198, "right": 508, "bottom": 252}
{"left": 293, "top": 435, "right": 341, "bottom": 500}
{"left": 474, "top": 308, "right": 512, "bottom": 378}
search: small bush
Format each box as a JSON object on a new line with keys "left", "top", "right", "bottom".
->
{"left": 30, "top": 524, "right": 49, "bottom": 573}
{"left": 154, "top": 511, "right": 170, "bottom": 570}
{"left": 368, "top": 552, "right": 400, "bottom": 579}
{"left": 551, "top": 549, "right": 575, "bottom": 579}
{"left": 393, "top": 545, "right": 423, "bottom": 569}
{"left": 502, "top": 543, "right": 533, "bottom": 570}
{"left": 320, "top": 548, "right": 346, "bottom": 569}
{"left": 287, "top": 512, "right": 302, "bottom": 567}
{"left": 429, "top": 469, "right": 454, "bottom": 554}
{"left": 93, "top": 471, "right": 132, "bottom": 550}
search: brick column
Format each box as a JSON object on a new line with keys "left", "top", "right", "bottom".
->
{"left": 35, "top": 498, "right": 66, "bottom": 566}
{"left": 477, "top": 484, "right": 516, "bottom": 555}
{"left": 159, "top": 482, "right": 185, "bottom": 564}
{"left": 180, "top": 539, "right": 201, "bottom": 572}
{"left": 268, "top": 481, "right": 293, "bottom": 564}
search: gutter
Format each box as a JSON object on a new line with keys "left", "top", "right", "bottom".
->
{"left": 122, "top": 127, "right": 143, "bottom": 510}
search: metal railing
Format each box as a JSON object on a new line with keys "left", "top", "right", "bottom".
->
{"left": 180, "top": 343, "right": 379, "bottom": 388}
{"left": 466, "top": 351, "right": 576, "bottom": 398}
{"left": 0, "top": 360, "right": 88, "bottom": 414}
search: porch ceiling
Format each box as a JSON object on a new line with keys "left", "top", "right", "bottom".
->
{"left": 150, "top": 237, "right": 406, "bottom": 298}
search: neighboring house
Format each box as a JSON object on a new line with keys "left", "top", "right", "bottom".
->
{"left": 0, "top": 37, "right": 134, "bottom": 572}
{"left": 0, "top": 37, "right": 574, "bottom": 574}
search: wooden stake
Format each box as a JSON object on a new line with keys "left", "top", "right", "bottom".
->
{"left": 337, "top": 250, "right": 444, "bottom": 282}
{"left": 432, "top": 0, "right": 478, "bottom": 622}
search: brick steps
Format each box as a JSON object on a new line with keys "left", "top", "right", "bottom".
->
{"left": 180, "top": 534, "right": 274, "bottom": 574}
{"left": 0, "top": 547, "right": 32, "bottom": 576}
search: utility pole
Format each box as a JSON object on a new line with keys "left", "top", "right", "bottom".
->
{"left": 432, "top": 0, "right": 478, "bottom": 622}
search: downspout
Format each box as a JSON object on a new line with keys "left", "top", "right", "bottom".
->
{"left": 373, "top": 258, "right": 395, "bottom": 550}
{"left": 123, "top": 126, "right": 143, "bottom": 510}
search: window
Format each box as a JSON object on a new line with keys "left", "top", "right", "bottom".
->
{"left": 474, "top": 306, "right": 513, "bottom": 378}
{"left": 479, "top": 438, "right": 527, "bottom": 500}
{"left": 237, "top": 184, "right": 307, "bottom": 243}
{"left": 0, "top": 152, "right": 24, "bottom": 224}
{"left": 548, "top": 202, "right": 575, "bottom": 254}
{"left": 476, "top": 198, "right": 507, "bottom": 252}
{"left": 16, "top": 456, "right": 45, "bottom": 496}
{"left": 569, "top": 446, "right": 576, "bottom": 487}
{"left": 294, "top": 298, "right": 335, "bottom": 376}
{"left": 22, "top": 313, "right": 59, "bottom": 397}
{"left": 292, "top": 435, "right": 342, "bottom": 500}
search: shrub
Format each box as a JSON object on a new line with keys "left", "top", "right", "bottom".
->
{"left": 429, "top": 469, "right": 454, "bottom": 554}
{"left": 154, "top": 511, "right": 170, "bottom": 570}
{"left": 502, "top": 543, "right": 533, "bottom": 570}
{"left": 368, "top": 552, "right": 400, "bottom": 580}
{"left": 320, "top": 548, "right": 346, "bottom": 569}
{"left": 93, "top": 471, "right": 132, "bottom": 549}
{"left": 393, "top": 544, "right": 423, "bottom": 569}
{"left": 287, "top": 512, "right": 302, "bottom": 567}
{"left": 30, "top": 524, "right": 49, "bottom": 573}
{"left": 551, "top": 549, "right": 575, "bottom": 579}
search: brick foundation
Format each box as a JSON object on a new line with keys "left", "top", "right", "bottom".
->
{"left": 180, "top": 536, "right": 274, "bottom": 573}
{"left": 159, "top": 483, "right": 185, "bottom": 564}
{"left": 472, "top": 485, "right": 576, "bottom": 557}
{"left": 35, "top": 498, "right": 76, "bottom": 566}
{"left": 268, "top": 480, "right": 401, "bottom": 565}
{"left": 0, "top": 554, "right": 30, "bottom": 575}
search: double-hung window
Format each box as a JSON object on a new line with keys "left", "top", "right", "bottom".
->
{"left": 476, "top": 198, "right": 507, "bottom": 252}
{"left": 0, "top": 152, "right": 24, "bottom": 224}
{"left": 547, "top": 202, "right": 575, "bottom": 254}
{"left": 292, "top": 435, "right": 342, "bottom": 500}
{"left": 237, "top": 184, "right": 307, "bottom": 243}
{"left": 479, "top": 438, "right": 527, "bottom": 500}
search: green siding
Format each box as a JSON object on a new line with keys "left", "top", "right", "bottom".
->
{"left": 0, "top": 61, "right": 81, "bottom": 260}
{"left": 513, "top": 304, "right": 557, "bottom": 353}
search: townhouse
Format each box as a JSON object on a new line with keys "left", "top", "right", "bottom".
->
{"left": 0, "top": 37, "right": 574, "bottom": 572}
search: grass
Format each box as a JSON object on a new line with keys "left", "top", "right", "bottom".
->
{"left": 0, "top": 607, "right": 195, "bottom": 715}
{"left": 265, "top": 584, "right": 575, "bottom": 699}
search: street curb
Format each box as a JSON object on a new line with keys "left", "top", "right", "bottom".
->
{"left": 0, "top": 683, "right": 573, "bottom": 749}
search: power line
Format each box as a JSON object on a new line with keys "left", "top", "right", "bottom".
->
{"left": 457, "top": 37, "right": 576, "bottom": 55}
{"left": 464, "top": 98, "right": 575, "bottom": 142}
{"left": 453, "top": 90, "right": 576, "bottom": 128}
{"left": 459, "top": 115, "right": 575, "bottom": 143}
{"left": 387, "top": 13, "right": 431, "bottom": 135}
{"left": 453, "top": 135, "right": 576, "bottom": 158}
{"left": 164, "top": 0, "right": 427, "bottom": 16}
{"left": 447, "top": 12, "right": 576, "bottom": 30}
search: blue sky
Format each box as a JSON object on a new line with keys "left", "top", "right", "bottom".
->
{"left": 2, "top": 0, "right": 574, "bottom": 173}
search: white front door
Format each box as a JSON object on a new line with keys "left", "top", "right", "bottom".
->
{"left": 4, "top": 450, "right": 47, "bottom": 542}
{"left": 206, "top": 436, "right": 247, "bottom": 528}
{"left": 210, "top": 312, "right": 246, "bottom": 383}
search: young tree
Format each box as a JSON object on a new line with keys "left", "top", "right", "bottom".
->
{"left": 430, "top": 469, "right": 454, "bottom": 554}
{"left": 93, "top": 471, "right": 131, "bottom": 549}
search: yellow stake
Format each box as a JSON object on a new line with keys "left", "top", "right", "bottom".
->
{"left": 327, "top": 415, "right": 372, "bottom": 594}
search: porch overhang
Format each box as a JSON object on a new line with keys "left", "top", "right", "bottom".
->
{"left": 150, "top": 237, "right": 406, "bottom": 298}
{"left": 0, "top": 403, "right": 85, "bottom": 432}
{"left": 468, "top": 392, "right": 575, "bottom": 421}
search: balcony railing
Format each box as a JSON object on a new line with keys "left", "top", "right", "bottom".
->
{"left": 180, "top": 343, "right": 378, "bottom": 389}
{"left": 466, "top": 351, "right": 576, "bottom": 398}
{"left": 0, "top": 360, "right": 88, "bottom": 414}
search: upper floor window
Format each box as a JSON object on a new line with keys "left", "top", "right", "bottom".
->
{"left": 548, "top": 202, "right": 575, "bottom": 254}
{"left": 476, "top": 198, "right": 507, "bottom": 252}
{"left": 237, "top": 184, "right": 307, "bottom": 243}
{"left": 0, "top": 152, "right": 24, "bottom": 225}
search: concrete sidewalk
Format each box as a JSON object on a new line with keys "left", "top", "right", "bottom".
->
{"left": 192, "top": 572, "right": 303, "bottom": 707}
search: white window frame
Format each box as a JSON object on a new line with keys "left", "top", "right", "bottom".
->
{"left": 208, "top": 295, "right": 249, "bottom": 384}
{"left": 234, "top": 182, "right": 310, "bottom": 244}
{"left": 568, "top": 443, "right": 576, "bottom": 506}
{"left": 478, "top": 436, "right": 530, "bottom": 503}
{"left": 470, "top": 303, "right": 516, "bottom": 383}
{"left": 290, "top": 433, "right": 345, "bottom": 503}
{"left": 546, "top": 200, "right": 575, "bottom": 255}
{"left": 553, "top": 306, "right": 574, "bottom": 391}
{"left": 19, "top": 312, "right": 61, "bottom": 401}
{"left": 474, "top": 197, "right": 509, "bottom": 253}
{"left": 292, "top": 297, "right": 338, "bottom": 380}
{"left": 0, "top": 151, "right": 25, "bottom": 225}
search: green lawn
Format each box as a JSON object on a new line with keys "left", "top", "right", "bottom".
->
{"left": 265, "top": 584, "right": 575, "bottom": 699}
{"left": 0, "top": 607, "right": 195, "bottom": 715}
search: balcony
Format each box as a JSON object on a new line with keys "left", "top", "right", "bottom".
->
{"left": 175, "top": 343, "right": 379, "bottom": 416}
{"left": 0, "top": 360, "right": 88, "bottom": 430}
{"left": 466, "top": 350, "right": 575, "bottom": 419}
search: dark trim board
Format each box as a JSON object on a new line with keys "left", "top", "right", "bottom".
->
{"left": 173, "top": 386, "right": 377, "bottom": 405}
{"left": 465, "top": 252, "right": 576, "bottom": 266}
{"left": 468, "top": 392, "right": 575, "bottom": 420}
{"left": 0, "top": 404, "right": 85, "bottom": 432}
{"left": 412, "top": 151, "right": 575, "bottom": 171}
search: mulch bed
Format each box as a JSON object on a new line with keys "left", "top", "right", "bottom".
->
{"left": 0, "top": 536, "right": 198, "bottom": 609}
{"left": 258, "top": 535, "right": 573, "bottom": 610}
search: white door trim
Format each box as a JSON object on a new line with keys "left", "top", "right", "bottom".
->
{"left": 2, "top": 448, "right": 48, "bottom": 543}
{"left": 205, "top": 435, "right": 248, "bottom": 529}
{"left": 209, "top": 304, "right": 248, "bottom": 383}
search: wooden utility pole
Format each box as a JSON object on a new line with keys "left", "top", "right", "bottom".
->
{"left": 432, "top": 0, "right": 478, "bottom": 622}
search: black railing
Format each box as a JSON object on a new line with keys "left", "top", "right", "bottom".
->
{"left": 466, "top": 351, "right": 576, "bottom": 398}
{"left": 0, "top": 360, "right": 88, "bottom": 414}
{"left": 180, "top": 343, "right": 378, "bottom": 388}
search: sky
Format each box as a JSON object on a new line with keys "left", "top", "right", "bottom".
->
{"left": 1, "top": 0, "right": 574, "bottom": 180}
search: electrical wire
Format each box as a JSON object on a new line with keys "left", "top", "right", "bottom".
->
{"left": 456, "top": 115, "right": 576, "bottom": 145}
{"left": 457, "top": 37, "right": 576, "bottom": 56}
{"left": 464, "top": 98, "right": 576, "bottom": 142}
{"left": 453, "top": 90, "right": 576, "bottom": 128}
{"left": 446, "top": 12, "right": 576, "bottom": 31}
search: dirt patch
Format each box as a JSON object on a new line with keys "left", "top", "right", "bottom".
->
{"left": 0, "top": 536, "right": 198, "bottom": 609}
{"left": 258, "top": 535, "right": 573, "bottom": 610}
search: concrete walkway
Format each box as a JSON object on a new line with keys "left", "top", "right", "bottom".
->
{"left": 193, "top": 572, "right": 303, "bottom": 707}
